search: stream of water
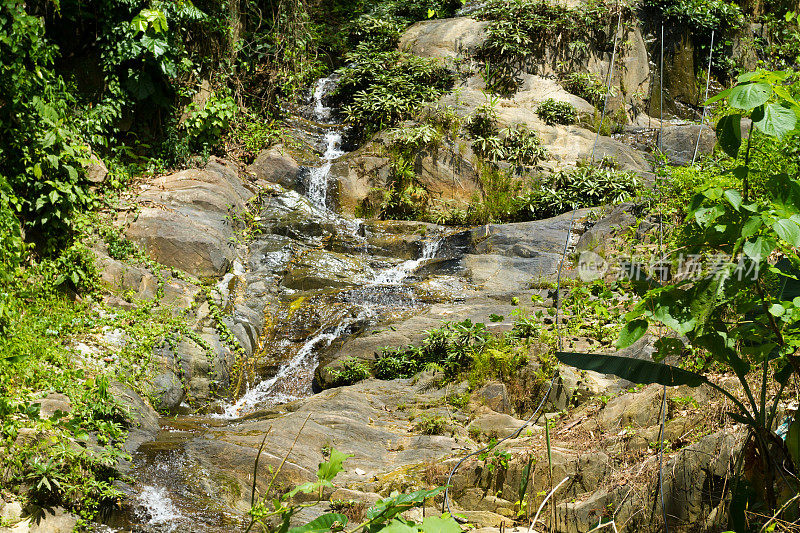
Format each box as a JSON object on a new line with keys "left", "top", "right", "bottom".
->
{"left": 125, "top": 76, "right": 455, "bottom": 532}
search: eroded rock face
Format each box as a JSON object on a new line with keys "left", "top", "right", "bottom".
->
{"left": 126, "top": 158, "right": 253, "bottom": 278}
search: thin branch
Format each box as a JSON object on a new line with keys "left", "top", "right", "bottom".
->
{"left": 527, "top": 476, "right": 570, "bottom": 533}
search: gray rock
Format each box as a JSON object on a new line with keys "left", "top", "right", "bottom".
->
{"left": 1, "top": 498, "right": 23, "bottom": 523}
{"left": 467, "top": 412, "right": 527, "bottom": 439}
{"left": 476, "top": 382, "right": 511, "bottom": 415}
{"left": 111, "top": 381, "right": 160, "bottom": 466}
{"left": 599, "top": 383, "right": 666, "bottom": 431}
{"left": 35, "top": 392, "right": 71, "bottom": 419}
{"left": 282, "top": 250, "right": 372, "bottom": 291}
{"left": 12, "top": 507, "right": 78, "bottom": 532}
{"left": 398, "top": 17, "right": 489, "bottom": 60}
{"left": 575, "top": 203, "right": 637, "bottom": 255}
{"left": 152, "top": 371, "right": 185, "bottom": 412}
{"left": 126, "top": 158, "right": 253, "bottom": 277}
{"left": 658, "top": 124, "right": 716, "bottom": 165}
{"left": 247, "top": 144, "right": 301, "bottom": 190}
{"left": 84, "top": 151, "right": 108, "bottom": 184}
{"left": 662, "top": 429, "right": 745, "bottom": 528}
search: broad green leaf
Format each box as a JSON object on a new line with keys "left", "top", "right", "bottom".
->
{"left": 420, "top": 516, "right": 461, "bottom": 533}
{"left": 723, "top": 189, "right": 742, "bottom": 210}
{"left": 556, "top": 352, "right": 707, "bottom": 387}
{"left": 288, "top": 513, "right": 348, "bottom": 533}
{"left": 741, "top": 216, "right": 763, "bottom": 238}
{"left": 616, "top": 319, "right": 648, "bottom": 349}
{"left": 768, "top": 303, "right": 786, "bottom": 316}
{"left": 743, "top": 236, "right": 774, "bottom": 261}
{"left": 380, "top": 521, "right": 418, "bottom": 533}
{"left": 774, "top": 85, "right": 799, "bottom": 107}
{"left": 317, "top": 448, "right": 353, "bottom": 482}
{"left": 716, "top": 114, "right": 742, "bottom": 158}
{"left": 773, "top": 218, "right": 800, "bottom": 246}
{"left": 703, "top": 87, "right": 731, "bottom": 106}
{"left": 729, "top": 82, "right": 772, "bottom": 110}
{"left": 754, "top": 103, "right": 797, "bottom": 139}
{"left": 367, "top": 487, "right": 445, "bottom": 521}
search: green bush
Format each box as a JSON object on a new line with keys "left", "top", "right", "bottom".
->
{"left": 183, "top": 91, "right": 238, "bottom": 152}
{"left": 467, "top": 106, "right": 547, "bottom": 165}
{"left": 335, "top": 49, "right": 455, "bottom": 138}
{"left": 562, "top": 72, "right": 610, "bottom": 108}
{"left": 536, "top": 99, "right": 578, "bottom": 125}
{"left": 413, "top": 415, "right": 447, "bottom": 435}
{"left": 328, "top": 357, "right": 371, "bottom": 386}
{"left": 514, "top": 166, "right": 640, "bottom": 220}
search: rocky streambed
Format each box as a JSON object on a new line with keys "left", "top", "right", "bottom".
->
{"left": 79, "top": 11, "right": 742, "bottom": 532}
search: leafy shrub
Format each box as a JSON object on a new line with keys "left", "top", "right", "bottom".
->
{"left": 562, "top": 72, "right": 610, "bottom": 108}
{"left": 328, "top": 357, "right": 371, "bottom": 386}
{"left": 335, "top": 49, "right": 455, "bottom": 138}
{"left": 348, "top": 14, "right": 405, "bottom": 50}
{"left": 473, "top": 0, "right": 622, "bottom": 93}
{"left": 536, "top": 99, "right": 578, "bottom": 125}
{"left": 184, "top": 91, "right": 238, "bottom": 152}
{"left": 501, "top": 125, "right": 548, "bottom": 165}
{"left": 514, "top": 166, "right": 640, "bottom": 220}
{"left": 413, "top": 415, "right": 447, "bottom": 435}
{"left": 375, "top": 320, "right": 490, "bottom": 379}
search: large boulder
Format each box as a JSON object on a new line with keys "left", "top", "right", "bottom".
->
{"left": 399, "top": 17, "right": 490, "bottom": 60}
{"left": 437, "top": 77, "right": 653, "bottom": 176}
{"left": 246, "top": 144, "right": 301, "bottom": 190}
{"left": 657, "top": 124, "right": 716, "bottom": 165}
{"left": 126, "top": 158, "right": 253, "bottom": 277}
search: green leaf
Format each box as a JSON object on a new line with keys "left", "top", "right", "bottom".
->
{"left": 741, "top": 216, "right": 763, "bottom": 238}
{"left": 317, "top": 448, "right": 352, "bottom": 482}
{"left": 769, "top": 303, "right": 786, "bottom": 317}
{"left": 754, "top": 103, "right": 797, "bottom": 139}
{"left": 555, "top": 352, "right": 707, "bottom": 387}
{"left": 420, "top": 516, "right": 461, "bottom": 533}
{"left": 380, "top": 521, "right": 418, "bottom": 533}
{"left": 723, "top": 189, "right": 742, "bottom": 211}
{"left": 742, "top": 236, "right": 774, "bottom": 261}
{"left": 773, "top": 218, "right": 800, "bottom": 246}
{"left": 716, "top": 114, "right": 742, "bottom": 158}
{"left": 616, "top": 319, "right": 648, "bottom": 349}
{"left": 729, "top": 82, "right": 772, "bottom": 110}
{"left": 288, "top": 513, "right": 348, "bottom": 533}
{"left": 703, "top": 87, "right": 731, "bottom": 106}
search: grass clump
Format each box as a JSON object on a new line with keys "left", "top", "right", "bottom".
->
{"left": 413, "top": 415, "right": 448, "bottom": 435}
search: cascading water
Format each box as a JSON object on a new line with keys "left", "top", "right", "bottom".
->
{"left": 371, "top": 239, "right": 442, "bottom": 285}
{"left": 125, "top": 76, "right": 461, "bottom": 532}
{"left": 305, "top": 77, "right": 345, "bottom": 209}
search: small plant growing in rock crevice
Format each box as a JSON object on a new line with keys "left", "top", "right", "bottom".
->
{"left": 328, "top": 357, "right": 371, "bottom": 387}
{"left": 536, "top": 99, "right": 578, "bottom": 125}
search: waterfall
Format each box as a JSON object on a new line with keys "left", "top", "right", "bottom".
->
{"left": 305, "top": 77, "right": 345, "bottom": 209}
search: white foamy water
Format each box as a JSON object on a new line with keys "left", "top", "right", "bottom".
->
{"left": 219, "top": 308, "right": 377, "bottom": 418}
{"left": 306, "top": 77, "right": 345, "bottom": 209}
{"left": 307, "top": 130, "right": 344, "bottom": 208}
{"left": 136, "top": 485, "right": 183, "bottom": 531}
{"left": 372, "top": 239, "right": 441, "bottom": 285}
